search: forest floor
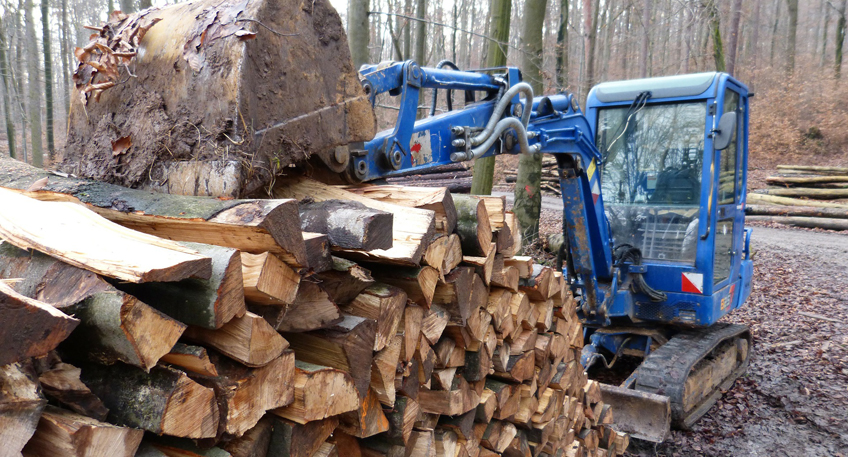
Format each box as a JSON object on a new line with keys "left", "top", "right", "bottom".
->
{"left": 493, "top": 169, "right": 848, "bottom": 456}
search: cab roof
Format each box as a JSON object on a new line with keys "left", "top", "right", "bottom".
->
{"left": 591, "top": 72, "right": 719, "bottom": 103}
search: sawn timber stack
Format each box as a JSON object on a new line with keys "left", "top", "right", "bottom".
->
{"left": 0, "top": 159, "right": 628, "bottom": 456}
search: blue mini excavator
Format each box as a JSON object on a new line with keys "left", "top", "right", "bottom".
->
{"left": 346, "top": 60, "right": 753, "bottom": 442}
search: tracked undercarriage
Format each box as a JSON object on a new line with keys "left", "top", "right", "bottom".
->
{"left": 593, "top": 323, "right": 752, "bottom": 441}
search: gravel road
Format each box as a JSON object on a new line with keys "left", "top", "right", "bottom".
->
{"left": 496, "top": 190, "right": 848, "bottom": 456}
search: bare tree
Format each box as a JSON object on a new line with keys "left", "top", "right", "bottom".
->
{"left": 836, "top": 0, "right": 847, "bottom": 78}
{"left": 785, "top": 0, "right": 798, "bottom": 75}
{"left": 0, "top": 16, "right": 16, "bottom": 159}
{"left": 348, "top": 0, "right": 370, "bottom": 69}
{"left": 556, "top": 0, "right": 569, "bottom": 90}
{"left": 726, "top": 0, "right": 742, "bottom": 75}
{"left": 640, "top": 0, "right": 651, "bottom": 77}
{"left": 41, "top": 0, "right": 54, "bottom": 161}
{"left": 25, "top": 0, "right": 43, "bottom": 167}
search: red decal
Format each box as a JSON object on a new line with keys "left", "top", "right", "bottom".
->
{"left": 411, "top": 143, "right": 422, "bottom": 153}
{"left": 525, "top": 185, "right": 534, "bottom": 197}
{"left": 681, "top": 274, "right": 701, "bottom": 294}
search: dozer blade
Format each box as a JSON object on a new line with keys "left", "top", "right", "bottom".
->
{"left": 599, "top": 383, "right": 671, "bottom": 443}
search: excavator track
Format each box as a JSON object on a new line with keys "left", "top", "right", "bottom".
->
{"left": 633, "top": 323, "right": 752, "bottom": 429}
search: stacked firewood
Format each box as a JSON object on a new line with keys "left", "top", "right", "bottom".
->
{"left": 382, "top": 163, "right": 474, "bottom": 193}
{"left": 0, "top": 158, "right": 627, "bottom": 457}
{"left": 748, "top": 165, "right": 848, "bottom": 231}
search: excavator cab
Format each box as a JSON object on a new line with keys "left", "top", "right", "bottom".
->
{"left": 578, "top": 73, "right": 754, "bottom": 440}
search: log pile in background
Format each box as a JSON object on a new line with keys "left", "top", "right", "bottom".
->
{"left": 0, "top": 160, "right": 627, "bottom": 457}
{"left": 504, "top": 157, "right": 562, "bottom": 196}
{"left": 382, "top": 163, "right": 473, "bottom": 193}
{"left": 747, "top": 164, "right": 848, "bottom": 230}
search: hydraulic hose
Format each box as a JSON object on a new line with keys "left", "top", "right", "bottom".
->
{"left": 452, "top": 117, "right": 541, "bottom": 161}
{"left": 470, "top": 82, "right": 534, "bottom": 147}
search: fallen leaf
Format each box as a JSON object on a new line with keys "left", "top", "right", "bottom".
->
{"left": 111, "top": 135, "right": 133, "bottom": 156}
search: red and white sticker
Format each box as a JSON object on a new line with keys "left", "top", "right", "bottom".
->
{"left": 591, "top": 180, "right": 601, "bottom": 205}
{"left": 409, "top": 130, "right": 433, "bottom": 166}
{"left": 681, "top": 272, "right": 704, "bottom": 294}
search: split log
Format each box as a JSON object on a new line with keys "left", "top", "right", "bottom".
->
{"left": 188, "top": 350, "right": 295, "bottom": 438}
{"left": 0, "top": 157, "right": 309, "bottom": 268}
{"left": 505, "top": 256, "right": 534, "bottom": 279}
{"left": 79, "top": 364, "right": 219, "bottom": 438}
{"left": 754, "top": 188, "right": 848, "bottom": 199}
{"left": 747, "top": 192, "right": 848, "bottom": 208}
{"left": 433, "top": 266, "right": 475, "bottom": 325}
{"left": 341, "top": 285, "right": 406, "bottom": 351}
{"left": 36, "top": 361, "right": 109, "bottom": 420}
{"left": 383, "top": 396, "right": 419, "bottom": 446}
{"left": 267, "top": 417, "right": 339, "bottom": 457}
{"left": 746, "top": 215, "right": 848, "bottom": 231}
{"left": 0, "top": 242, "right": 184, "bottom": 370}
{"left": 283, "top": 315, "right": 377, "bottom": 399}
{"left": 303, "top": 232, "right": 333, "bottom": 273}
{"left": 0, "top": 188, "right": 211, "bottom": 283}
{"left": 298, "top": 200, "right": 393, "bottom": 251}
{"left": 0, "top": 282, "right": 78, "bottom": 366}
{"left": 0, "top": 362, "right": 47, "bottom": 457}
{"left": 343, "top": 185, "right": 458, "bottom": 235}
{"left": 399, "top": 304, "right": 424, "bottom": 364}
{"left": 313, "top": 257, "right": 375, "bottom": 306}
{"left": 463, "top": 242, "right": 497, "bottom": 286}
{"left": 61, "top": 0, "right": 375, "bottom": 197}
{"left": 503, "top": 212, "right": 521, "bottom": 257}
{"left": 745, "top": 205, "right": 848, "bottom": 219}
{"left": 371, "top": 335, "right": 402, "bottom": 407}
{"left": 140, "top": 436, "right": 232, "bottom": 457}
{"left": 491, "top": 266, "right": 520, "bottom": 292}
{"left": 220, "top": 417, "right": 273, "bottom": 457}
{"left": 271, "top": 361, "right": 360, "bottom": 423}
{"left": 452, "top": 195, "right": 492, "bottom": 256}
{"left": 338, "top": 389, "right": 391, "bottom": 438}
{"left": 254, "top": 280, "right": 342, "bottom": 333}
{"left": 520, "top": 265, "right": 555, "bottom": 301}
{"left": 365, "top": 264, "right": 439, "bottom": 308}
{"left": 183, "top": 311, "right": 288, "bottom": 367}
{"left": 160, "top": 343, "right": 219, "bottom": 377}
{"left": 242, "top": 252, "right": 300, "bottom": 306}
{"left": 777, "top": 165, "right": 848, "bottom": 175}
{"left": 115, "top": 242, "right": 245, "bottom": 330}
{"left": 274, "top": 177, "right": 436, "bottom": 266}
{"left": 418, "top": 376, "right": 480, "bottom": 416}
{"left": 22, "top": 405, "right": 144, "bottom": 457}
{"left": 421, "top": 305, "right": 450, "bottom": 346}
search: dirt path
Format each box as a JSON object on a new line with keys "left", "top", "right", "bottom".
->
{"left": 624, "top": 226, "right": 848, "bottom": 456}
{"left": 495, "top": 190, "right": 848, "bottom": 455}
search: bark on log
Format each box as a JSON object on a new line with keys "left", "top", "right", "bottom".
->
{"left": 384, "top": 177, "right": 472, "bottom": 193}
{"left": 766, "top": 175, "right": 848, "bottom": 186}
{"left": 337, "top": 389, "right": 391, "bottom": 438}
{"left": 302, "top": 232, "right": 333, "bottom": 273}
{"left": 0, "top": 282, "right": 79, "bottom": 366}
{"left": 160, "top": 343, "right": 219, "bottom": 377}
{"left": 746, "top": 205, "right": 848, "bottom": 219}
{"left": 267, "top": 416, "right": 339, "bottom": 457}
{"left": 777, "top": 165, "right": 848, "bottom": 175}
{"left": 755, "top": 188, "right": 848, "bottom": 199}
{"left": 746, "top": 215, "right": 848, "bottom": 231}
{"left": 79, "top": 364, "right": 219, "bottom": 438}
{"left": 116, "top": 242, "right": 245, "bottom": 330}
{"left": 313, "top": 257, "right": 375, "bottom": 306}
{"left": 22, "top": 405, "right": 144, "bottom": 457}
{"left": 452, "top": 195, "right": 492, "bottom": 256}
{"left": 747, "top": 192, "right": 848, "bottom": 209}
{"left": 343, "top": 185, "right": 458, "bottom": 235}
{"left": 364, "top": 264, "right": 439, "bottom": 309}
{"left": 0, "top": 188, "right": 212, "bottom": 283}
{"left": 274, "top": 177, "right": 436, "bottom": 266}
{"left": 254, "top": 280, "right": 342, "bottom": 333}
{"left": 0, "top": 362, "right": 47, "bottom": 457}
{"left": 0, "top": 157, "right": 309, "bottom": 268}
{"left": 0, "top": 242, "right": 184, "bottom": 370}
{"left": 299, "top": 200, "right": 393, "bottom": 251}
{"left": 61, "top": 0, "right": 375, "bottom": 197}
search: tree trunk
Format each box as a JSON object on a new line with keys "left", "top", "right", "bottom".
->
{"left": 785, "top": 0, "right": 798, "bottom": 75}
{"left": 726, "top": 0, "right": 742, "bottom": 75}
{"left": 41, "top": 0, "right": 54, "bottom": 162}
{"left": 821, "top": 0, "right": 831, "bottom": 67}
{"left": 640, "top": 0, "right": 651, "bottom": 78}
{"left": 348, "top": 0, "right": 370, "bottom": 70}
{"left": 836, "top": 0, "right": 847, "bottom": 79}
{"left": 25, "top": 0, "right": 43, "bottom": 167}
{"left": 414, "top": 0, "right": 426, "bottom": 65}
{"left": 403, "top": 0, "right": 411, "bottom": 59}
{"left": 61, "top": 0, "right": 70, "bottom": 115}
{"left": 119, "top": 0, "right": 134, "bottom": 13}
{"left": 14, "top": 1, "right": 28, "bottom": 163}
{"left": 469, "top": 0, "right": 510, "bottom": 196}
{"left": 707, "top": 0, "right": 726, "bottom": 72}
{"left": 579, "top": 0, "right": 599, "bottom": 101}
{"left": 750, "top": 0, "right": 761, "bottom": 70}
{"left": 0, "top": 17, "right": 16, "bottom": 159}
{"left": 513, "top": 0, "right": 548, "bottom": 247}
{"left": 556, "top": 0, "right": 569, "bottom": 91}
{"left": 770, "top": 0, "right": 780, "bottom": 67}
